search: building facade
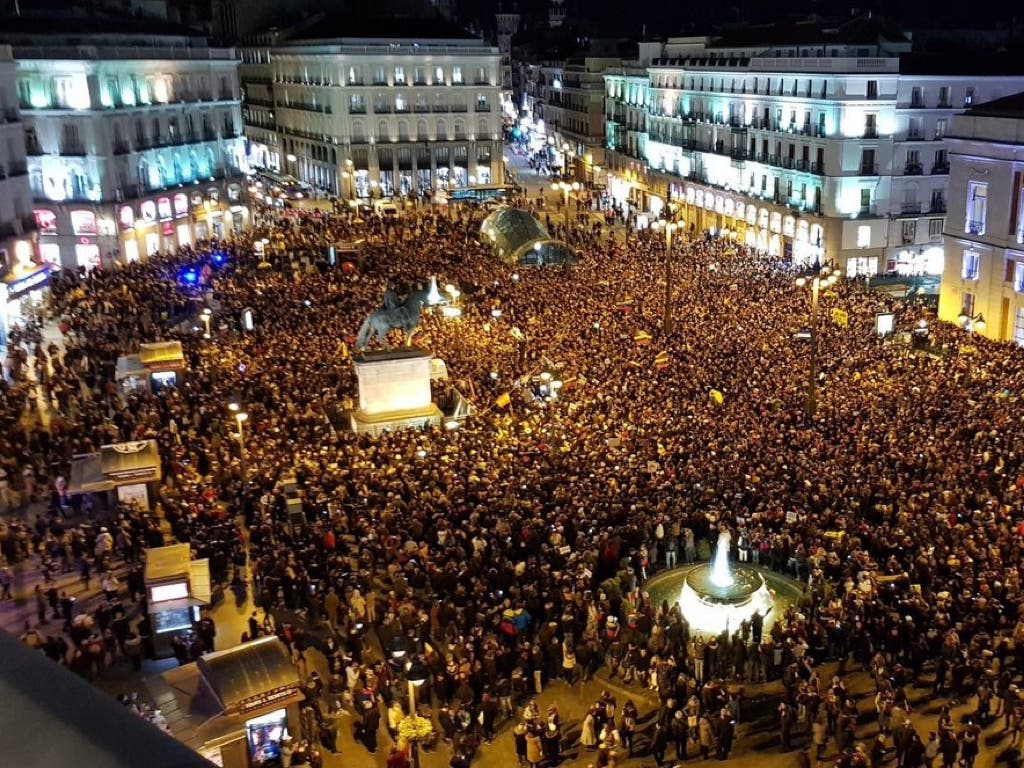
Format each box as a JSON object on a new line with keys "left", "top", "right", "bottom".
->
{"left": 538, "top": 56, "right": 614, "bottom": 181}
{"left": 240, "top": 21, "right": 504, "bottom": 199}
{"left": 0, "top": 44, "right": 37, "bottom": 348}
{"left": 0, "top": 45, "right": 33, "bottom": 279}
{"left": 603, "top": 22, "right": 1024, "bottom": 276}
{"left": 495, "top": 11, "right": 520, "bottom": 94}
{"left": 9, "top": 29, "right": 248, "bottom": 269}
{"left": 940, "top": 94, "right": 1024, "bottom": 344}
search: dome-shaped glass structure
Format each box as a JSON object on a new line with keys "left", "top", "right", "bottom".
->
{"left": 479, "top": 208, "right": 577, "bottom": 266}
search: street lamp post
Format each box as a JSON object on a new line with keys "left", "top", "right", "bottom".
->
{"left": 662, "top": 222, "right": 677, "bottom": 335}
{"left": 795, "top": 266, "right": 838, "bottom": 422}
{"left": 229, "top": 404, "right": 249, "bottom": 485}
{"left": 551, "top": 181, "right": 580, "bottom": 242}
{"left": 405, "top": 657, "right": 428, "bottom": 768}
{"left": 957, "top": 308, "right": 986, "bottom": 382}
{"left": 201, "top": 307, "right": 212, "bottom": 339}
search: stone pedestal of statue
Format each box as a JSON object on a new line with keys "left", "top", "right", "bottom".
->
{"left": 350, "top": 348, "right": 442, "bottom": 434}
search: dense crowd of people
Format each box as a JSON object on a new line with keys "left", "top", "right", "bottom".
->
{"left": 3, "top": 188, "right": 1024, "bottom": 768}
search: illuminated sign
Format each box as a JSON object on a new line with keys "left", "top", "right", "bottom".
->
{"left": 173, "top": 193, "right": 188, "bottom": 217}
{"left": 191, "top": 191, "right": 203, "bottom": 207}
{"left": 34, "top": 209, "right": 57, "bottom": 235}
{"left": 119, "top": 206, "right": 135, "bottom": 231}
{"left": 158, "top": 197, "right": 172, "bottom": 221}
{"left": 6, "top": 265, "right": 51, "bottom": 296}
{"left": 140, "top": 201, "right": 157, "bottom": 223}
{"left": 70, "top": 210, "right": 97, "bottom": 236}
{"left": 150, "top": 582, "right": 188, "bottom": 602}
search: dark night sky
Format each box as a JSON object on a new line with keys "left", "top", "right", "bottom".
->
{"left": 467, "top": 0, "right": 1019, "bottom": 40}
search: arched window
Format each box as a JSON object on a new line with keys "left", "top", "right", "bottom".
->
{"left": 416, "top": 119, "right": 427, "bottom": 141}
{"left": 436, "top": 119, "right": 447, "bottom": 140}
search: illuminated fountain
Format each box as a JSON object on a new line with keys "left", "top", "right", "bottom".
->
{"left": 675, "top": 530, "right": 776, "bottom": 636}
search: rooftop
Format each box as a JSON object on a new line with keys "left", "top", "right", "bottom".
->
{"left": 963, "top": 91, "right": 1024, "bottom": 120}
{"left": 278, "top": 12, "right": 481, "bottom": 45}
{"left": 898, "top": 53, "right": 1024, "bottom": 77}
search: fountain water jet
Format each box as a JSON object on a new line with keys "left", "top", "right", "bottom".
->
{"left": 709, "top": 529, "right": 735, "bottom": 589}
{"left": 677, "top": 528, "right": 775, "bottom": 635}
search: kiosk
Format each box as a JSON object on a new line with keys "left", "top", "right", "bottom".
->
{"left": 194, "top": 638, "right": 303, "bottom": 768}
{"left": 116, "top": 341, "right": 187, "bottom": 393}
{"left": 144, "top": 543, "right": 211, "bottom": 657}
{"left": 68, "top": 439, "right": 162, "bottom": 513}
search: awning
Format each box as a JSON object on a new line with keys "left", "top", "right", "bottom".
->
{"left": 115, "top": 354, "right": 148, "bottom": 382}
{"left": 145, "top": 543, "right": 192, "bottom": 584}
{"left": 138, "top": 341, "right": 185, "bottom": 372}
{"left": 197, "top": 638, "right": 300, "bottom": 714}
{"left": 68, "top": 453, "right": 113, "bottom": 495}
{"left": 4, "top": 264, "right": 52, "bottom": 299}
{"left": 100, "top": 440, "right": 161, "bottom": 484}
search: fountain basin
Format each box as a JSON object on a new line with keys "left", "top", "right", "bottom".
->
{"left": 679, "top": 563, "right": 775, "bottom": 636}
{"left": 644, "top": 564, "right": 803, "bottom": 639}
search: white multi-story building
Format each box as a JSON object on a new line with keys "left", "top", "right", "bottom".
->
{"left": 0, "top": 44, "right": 36, "bottom": 347}
{"left": 940, "top": 94, "right": 1024, "bottom": 343}
{"left": 8, "top": 26, "right": 248, "bottom": 269}
{"left": 240, "top": 18, "right": 504, "bottom": 199}
{"left": 604, "top": 19, "right": 1024, "bottom": 276}
{"left": 0, "top": 45, "right": 33, "bottom": 276}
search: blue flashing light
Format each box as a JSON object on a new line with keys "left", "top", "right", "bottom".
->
{"left": 180, "top": 269, "right": 199, "bottom": 285}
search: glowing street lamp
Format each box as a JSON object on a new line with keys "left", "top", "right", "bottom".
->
{"left": 795, "top": 266, "right": 839, "bottom": 421}
{"left": 201, "top": 307, "right": 212, "bottom": 339}
{"left": 551, "top": 181, "right": 581, "bottom": 238}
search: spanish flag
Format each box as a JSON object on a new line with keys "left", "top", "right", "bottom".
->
{"left": 635, "top": 331, "right": 653, "bottom": 346}
{"left": 495, "top": 392, "right": 511, "bottom": 408}
{"left": 654, "top": 350, "right": 669, "bottom": 369}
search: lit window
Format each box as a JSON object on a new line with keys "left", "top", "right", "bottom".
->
{"left": 394, "top": 66, "right": 405, "bottom": 84}
{"left": 962, "top": 249, "right": 980, "bottom": 280}
{"left": 856, "top": 225, "right": 871, "bottom": 248}
{"left": 1015, "top": 262, "right": 1024, "bottom": 293}
{"left": 434, "top": 66, "right": 444, "bottom": 84}
{"left": 966, "top": 182, "right": 987, "bottom": 235}
{"left": 452, "top": 66, "right": 463, "bottom": 84}
{"left": 1015, "top": 307, "right": 1024, "bottom": 347}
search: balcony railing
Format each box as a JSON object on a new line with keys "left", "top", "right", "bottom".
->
{"left": 349, "top": 104, "right": 366, "bottom": 114}
{"left": 930, "top": 201, "right": 947, "bottom": 213}
{"left": 932, "top": 161, "right": 949, "bottom": 174}
{"left": 113, "top": 140, "right": 131, "bottom": 154}
{"left": 901, "top": 202, "right": 922, "bottom": 214}
{"left": 907, "top": 131, "right": 924, "bottom": 140}
{"left": 859, "top": 163, "right": 879, "bottom": 175}
{"left": 863, "top": 128, "right": 878, "bottom": 138}
{"left": 59, "top": 142, "right": 87, "bottom": 156}
{"left": 795, "top": 158, "right": 809, "bottom": 172}
{"left": 905, "top": 162, "right": 923, "bottom": 175}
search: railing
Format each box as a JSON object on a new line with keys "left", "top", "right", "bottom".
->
{"left": 431, "top": 104, "right": 448, "bottom": 113}
{"left": 9, "top": 163, "right": 27, "bottom": 176}
{"left": 901, "top": 202, "right": 922, "bottom": 214}
{"left": 246, "top": 97, "right": 275, "bottom": 108}
{"left": 60, "top": 142, "right": 87, "bottom": 156}
{"left": 909, "top": 100, "right": 925, "bottom": 109}
{"left": 932, "top": 162, "right": 949, "bottom": 174}
{"left": 475, "top": 103, "right": 490, "bottom": 112}
{"left": 113, "top": 140, "right": 131, "bottom": 154}
{"left": 12, "top": 44, "right": 235, "bottom": 61}
{"left": 450, "top": 104, "right": 468, "bottom": 113}
{"left": 349, "top": 105, "right": 366, "bottom": 114}
{"left": 414, "top": 104, "right": 429, "bottom": 113}
{"left": 930, "top": 201, "right": 947, "bottom": 213}
{"left": 907, "top": 131, "right": 924, "bottom": 140}
{"left": 781, "top": 156, "right": 794, "bottom": 169}
{"left": 859, "top": 163, "right": 879, "bottom": 175}
{"left": 811, "top": 161, "right": 824, "bottom": 174}
{"left": 795, "top": 159, "right": 809, "bottom": 172}
{"left": 863, "top": 128, "right": 878, "bottom": 138}
{"left": 26, "top": 143, "right": 43, "bottom": 156}
{"left": 905, "top": 162, "right": 923, "bottom": 175}
{"left": 3, "top": 108, "right": 17, "bottom": 122}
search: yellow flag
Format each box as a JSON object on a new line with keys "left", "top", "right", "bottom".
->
{"left": 495, "top": 392, "right": 511, "bottom": 408}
